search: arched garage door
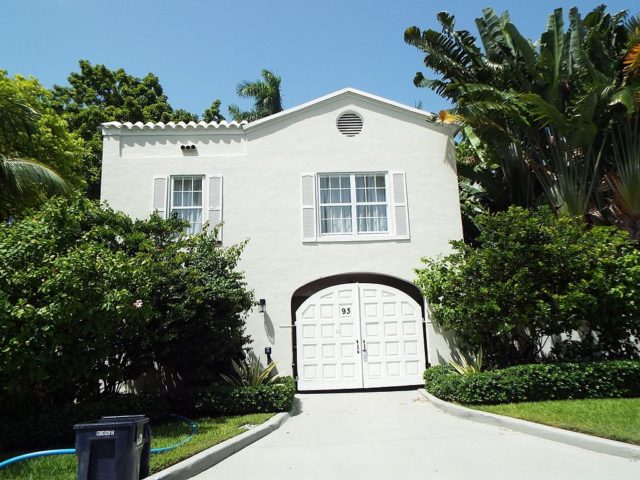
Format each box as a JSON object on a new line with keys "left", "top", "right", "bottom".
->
{"left": 295, "top": 283, "right": 426, "bottom": 391}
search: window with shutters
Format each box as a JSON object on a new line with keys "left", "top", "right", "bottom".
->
{"left": 318, "top": 173, "right": 389, "bottom": 235}
{"left": 301, "top": 171, "right": 409, "bottom": 242}
{"left": 170, "top": 175, "right": 204, "bottom": 234}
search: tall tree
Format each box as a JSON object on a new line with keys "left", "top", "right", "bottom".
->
{"left": 406, "top": 6, "right": 640, "bottom": 229}
{"left": 51, "top": 61, "right": 215, "bottom": 197}
{"left": 228, "top": 69, "right": 283, "bottom": 122}
{"left": 0, "top": 71, "right": 82, "bottom": 217}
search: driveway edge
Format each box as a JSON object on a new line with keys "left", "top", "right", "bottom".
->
{"left": 147, "top": 411, "right": 290, "bottom": 480}
{"left": 419, "top": 389, "right": 640, "bottom": 460}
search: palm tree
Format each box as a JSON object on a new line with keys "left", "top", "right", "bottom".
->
{"left": 0, "top": 82, "right": 69, "bottom": 215}
{"left": 604, "top": 116, "right": 640, "bottom": 239}
{"left": 228, "top": 69, "right": 283, "bottom": 122}
{"left": 406, "top": 6, "right": 640, "bottom": 224}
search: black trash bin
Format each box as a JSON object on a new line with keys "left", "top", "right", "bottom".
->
{"left": 74, "top": 415, "right": 150, "bottom": 480}
{"left": 100, "top": 415, "right": 151, "bottom": 478}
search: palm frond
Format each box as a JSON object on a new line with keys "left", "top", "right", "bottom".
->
{"left": 624, "top": 43, "right": 640, "bottom": 77}
{"left": 606, "top": 116, "right": 640, "bottom": 238}
{"left": 449, "top": 346, "right": 484, "bottom": 375}
{"left": 475, "top": 8, "right": 511, "bottom": 62}
{"left": 518, "top": 93, "right": 570, "bottom": 132}
{"left": 530, "top": 129, "right": 603, "bottom": 220}
{"left": 539, "top": 8, "right": 565, "bottom": 108}
{"left": 609, "top": 87, "right": 635, "bottom": 114}
{"left": 0, "top": 154, "right": 70, "bottom": 196}
{"left": 504, "top": 23, "right": 536, "bottom": 77}
{"left": 404, "top": 26, "right": 422, "bottom": 47}
{"left": 220, "top": 351, "right": 279, "bottom": 387}
{"left": 623, "top": 12, "right": 640, "bottom": 42}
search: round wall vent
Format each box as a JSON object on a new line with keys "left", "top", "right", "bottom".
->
{"left": 337, "top": 112, "right": 364, "bottom": 137}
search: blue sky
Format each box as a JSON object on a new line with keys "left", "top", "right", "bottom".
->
{"left": 0, "top": 0, "right": 635, "bottom": 118}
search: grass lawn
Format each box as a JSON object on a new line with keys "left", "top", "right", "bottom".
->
{"left": 473, "top": 398, "right": 640, "bottom": 445}
{"left": 0, "top": 413, "right": 274, "bottom": 480}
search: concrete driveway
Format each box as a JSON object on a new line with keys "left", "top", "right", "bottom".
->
{"left": 192, "top": 390, "right": 639, "bottom": 480}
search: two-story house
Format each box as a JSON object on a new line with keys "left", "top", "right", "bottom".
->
{"left": 100, "top": 88, "right": 462, "bottom": 391}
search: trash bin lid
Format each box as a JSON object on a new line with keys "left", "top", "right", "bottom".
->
{"left": 101, "top": 415, "right": 148, "bottom": 422}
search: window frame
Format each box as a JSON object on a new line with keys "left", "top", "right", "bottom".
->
{"left": 169, "top": 174, "right": 205, "bottom": 234}
{"left": 317, "top": 172, "right": 391, "bottom": 239}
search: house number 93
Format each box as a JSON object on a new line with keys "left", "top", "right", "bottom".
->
{"left": 341, "top": 307, "right": 351, "bottom": 315}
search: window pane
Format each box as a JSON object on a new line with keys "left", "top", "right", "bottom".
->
{"left": 340, "top": 188, "right": 351, "bottom": 203}
{"left": 376, "top": 176, "right": 385, "bottom": 188}
{"left": 183, "top": 178, "right": 192, "bottom": 191}
{"left": 340, "top": 176, "right": 350, "bottom": 188}
{"left": 183, "top": 192, "right": 193, "bottom": 206}
{"left": 320, "top": 177, "right": 329, "bottom": 188}
{"left": 366, "top": 175, "right": 375, "bottom": 187}
{"left": 355, "top": 175, "right": 364, "bottom": 188}
{"left": 175, "top": 208, "right": 202, "bottom": 234}
{"left": 320, "top": 206, "right": 352, "bottom": 220}
{"left": 320, "top": 206, "right": 352, "bottom": 234}
{"left": 174, "top": 178, "right": 183, "bottom": 191}
{"left": 193, "top": 178, "right": 202, "bottom": 191}
{"left": 330, "top": 176, "right": 339, "bottom": 188}
{"left": 330, "top": 190, "right": 340, "bottom": 203}
{"left": 320, "top": 189, "right": 330, "bottom": 204}
{"left": 193, "top": 192, "right": 202, "bottom": 206}
{"left": 173, "top": 192, "right": 182, "bottom": 207}
{"left": 356, "top": 188, "right": 365, "bottom": 202}
{"left": 356, "top": 205, "right": 388, "bottom": 233}
{"left": 377, "top": 188, "right": 386, "bottom": 202}
{"left": 366, "top": 189, "right": 375, "bottom": 202}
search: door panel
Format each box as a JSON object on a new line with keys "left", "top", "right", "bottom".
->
{"left": 296, "top": 284, "right": 362, "bottom": 390}
{"left": 359, "top": 284, "right": 425, "bottom": 388}
{"left": 295, "top": 282, "right": 425, "bottom": 391}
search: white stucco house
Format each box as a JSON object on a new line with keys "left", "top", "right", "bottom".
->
{"left": 100, "top": 88, "right": 462, "bottom": 391}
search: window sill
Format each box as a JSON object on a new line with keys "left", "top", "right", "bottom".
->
{"left": 303, "top": 234, "right": 410, "bottom": 244}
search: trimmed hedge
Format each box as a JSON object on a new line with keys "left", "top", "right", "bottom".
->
{"left": 424, "top": 360, "right": 640, "bottom": 405}
{"left": 184, "top": 377, "right": 296, "bottom": 416}
{"left": 0, "top": 394, "right": 170, "bottom": 450}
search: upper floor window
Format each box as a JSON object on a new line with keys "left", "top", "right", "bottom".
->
{"left": 318, "top": 173, "right": 389, "bottom": 235}
{"left": 170, "top": 175, "right": 203, "bottom": 234}
{"left": 301, "top": 171, "right": 408, "bottom": 243}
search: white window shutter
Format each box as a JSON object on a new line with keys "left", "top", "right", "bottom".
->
{"left": 391, "top": 171, "right": 410, "bottom": 238}
{"left": 152, "top": 176, "right": 169, "bottom": 218}
{"left": 208, "top": 175, "right": 223, "bottom": 241}
{"left": 301, "top": 173, "right": 317, "bottom": 241}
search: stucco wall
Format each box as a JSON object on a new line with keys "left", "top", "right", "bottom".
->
{"left": 101, "top": 93, "right": 463, "bottom": 376}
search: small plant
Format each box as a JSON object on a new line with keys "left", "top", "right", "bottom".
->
{"left": 221, "top": 351, "right": 279, "bottom": 387}
{"left": 448, "top": 346, "right": 484, "bottom": 375}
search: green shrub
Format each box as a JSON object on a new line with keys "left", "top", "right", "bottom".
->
{"left": 424, "top": 360, "right": 640, "bottom": 405}
{"left": 0, "top": 394, "right": 170, "bottom": 450}
{"left": 415, "top": 207, "right": 640, "bottom": 366}
{"left": 183, "top": 377, "right": 295, "bottom": 416}
{"left": 0, "top": 196, "right": 253, "bottom": 412}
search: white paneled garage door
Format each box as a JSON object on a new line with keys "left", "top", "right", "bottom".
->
{"left": 295, "top": 283, "right": 426, "bottom": 391}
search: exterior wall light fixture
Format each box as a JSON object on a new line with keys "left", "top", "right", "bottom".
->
{"left": 258, "top": 298, "right": 267, "bottom": 313}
